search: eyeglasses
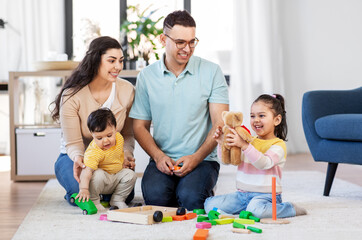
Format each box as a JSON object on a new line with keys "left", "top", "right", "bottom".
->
{"left": 164, "top": 34, "right": 199, "bottom": 49}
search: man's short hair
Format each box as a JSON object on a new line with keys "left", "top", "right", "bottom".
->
{"left": 163, "top": 10, "right": 196, "bottom": 31}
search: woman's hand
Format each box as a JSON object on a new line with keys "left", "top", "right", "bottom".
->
{"left": 213, "top": 126, "right": 224, "bottom": 145}
{"left": 123, "top": 151, "right": 136, "bottom": 170}
{"left": 73, "top": 156, "right": 85, "bottom": 183}
{"left": 226, "top": 128, "right": 249, "bottom": 150}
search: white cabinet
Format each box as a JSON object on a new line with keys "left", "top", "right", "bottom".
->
{"left": 9, "top": 70, "right": 139, "bottom": 181}
{"left": 16, "top": 128, "right": 61, "bottom": 175}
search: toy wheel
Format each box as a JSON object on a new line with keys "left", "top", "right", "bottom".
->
{"left": 176, "top": 207, "right": 186, "bottom": 215}
{"left": 153, "top": 211, "right": 163, "bottom": 222}
{"left": 83, "top": 209, "right": 88, "bottom": 215}
{"left": 109, "top": 206, "right": 119, "bottom": 211}
{"left": 70, "top": 197, "right": 75, "bottom": 204}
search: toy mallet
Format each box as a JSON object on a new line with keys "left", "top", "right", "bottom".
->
{"left": 260, "top": 176, "right": 290, "bottom": 224}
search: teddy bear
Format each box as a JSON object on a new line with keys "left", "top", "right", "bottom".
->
{"left": 221, "top": 111, "right": 253, "bottom": 165}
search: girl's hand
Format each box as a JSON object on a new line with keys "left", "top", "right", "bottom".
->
{"left": 226, "top": 128, "right": 249, "bottom": 150}
{"left": 213, "top": 126, "right": 224, "bottom": 145}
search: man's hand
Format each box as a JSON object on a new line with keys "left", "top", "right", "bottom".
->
{"left": 73, "top": 156, "right": 85, "bottom": 183}
{"left": 174, "top": 155, "right": 199, "bottom": 177}
{"left": 155, "top": 155, "right": 175, "bottom": 175}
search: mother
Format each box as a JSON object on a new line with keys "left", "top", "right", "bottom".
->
{"left": 51, "top": 36, "right": 135, "bottom": 205}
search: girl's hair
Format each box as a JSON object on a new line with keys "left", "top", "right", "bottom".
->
{"left": 50, "top": 36, "right": 122, "bottom": 121}
{"left": 254, "top": 94, "right": 288, "bottom": 141}
{"left": 87, "top": 108, "right": 116, "bottom": 133}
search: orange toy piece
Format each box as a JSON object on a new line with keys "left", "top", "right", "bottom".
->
{"left": 172, "top": 215, "right": 186, "bottom": 221}
{"left": 186, "top": 212, "right": 197, "bottom": 220}
{"left": 173, "top": 165, "right": 181, "bottom": 171}
{"left": 193, "top": 229, "right": 209, "bottom": 240}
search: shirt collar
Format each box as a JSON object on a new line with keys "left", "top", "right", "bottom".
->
{"left": 160, "top": 54, "right": 195, "bottom": 76}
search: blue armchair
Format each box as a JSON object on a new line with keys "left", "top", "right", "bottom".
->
{"left": 302, "top": 87, "right": 362, "bottom": 196}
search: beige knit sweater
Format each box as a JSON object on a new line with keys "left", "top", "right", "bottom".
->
{"left": 59, "top": 78, "right": 135, "bottom": 161}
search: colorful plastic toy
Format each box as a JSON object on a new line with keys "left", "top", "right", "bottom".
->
{"left": 193, "top": 209, "right": 206, "bottom": 215}
{"left": 203, "top": 220, "right": 216, "bottom": 225}
{"left": 162, "top": 216, "right": 173, "bottom": 222}
{"left": 214, "top": 218, "right": 234, "bottom": 225}
{"left": 197, "top": 216, "right": 209, "bottom": 222}
{"left": 193, "top": 229, "right": 209, "bottom": 240}
{"left": 186, "top": 212, "right": 197, "bottom": 220}
{"left": 172, "top": 215, "right": 186, "bottom": 221}
{"left": 196, "top": 222, "right": 212, "bottom": 229}
{"left": 239, "top": 210, "right": 260, "bottom": 222}
{"left": 233, "top": 221, "right": 245, "bottom": 229}
{"left": 207, "top": 210, "right": 220, "bottom": 220}
{"left": 70, "top": 193, "right": 98, "bottom": 215}
{"left": 247, "top": 226, "right": 262, "bottom": 233}
{"left": 234, "top": 218, "right": 255, "bottom": 225}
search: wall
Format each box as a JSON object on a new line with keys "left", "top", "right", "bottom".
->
{"left": 280, "top": 0, "right": 362, "bottom": 153}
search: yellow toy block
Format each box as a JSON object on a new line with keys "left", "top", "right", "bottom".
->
{"left": 214, "top": 218, "right": 234, "bottom": 225}
{"left": 162, "top": 216, "right": 173, "bottom": 222}
{"left": 234, "top": 218, "right": 255, "bottom": 225}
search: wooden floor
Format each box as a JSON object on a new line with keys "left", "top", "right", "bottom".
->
{"left": 1, "top": 153, "right": 362, "bottom": 240}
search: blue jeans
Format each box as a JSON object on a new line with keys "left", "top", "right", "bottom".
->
{"left": 141, "top": 159, "right": 220, "bottom": 211}
{"left": 204, "top": 191, "right": 296, "bottom": 218}
{"left": 54, "top": 153, "right": 134, "bottom": 206}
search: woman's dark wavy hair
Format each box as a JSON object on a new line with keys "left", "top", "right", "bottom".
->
{"left": 254, "top": 94, "right": 288, "bottom": 141}
{"left": 50, "top": 36, "right": 122, "bottom": 121}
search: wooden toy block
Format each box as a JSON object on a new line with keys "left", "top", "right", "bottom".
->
{"left": 234, "top": 218, "right": 255, "bottom": 225}
{"left": 233, "top": 221, "right": 245, "bottom": 229}
{"left": 172, "top": 215, "right": 186, "bottom": 221}
{"left": 162, "top": 216, "right": 173, "bottom": 222}
{"left": 193, "top": 229, "right": 209, "bottom": 240}
{"left": 214, "top": 218, "right": 234, "bottom": 225}
{"left": 207, "top": 210, "right": 220, "bottom": 220}
{"left": 247, "top": 226, "right": 262, "bottom": 233}
{"left": 232, "top": 228, "right": 251, "bottom": 234}
{"left": 203, "top": 220, "right": 217, "bottom": 225}
{"left": 197, "top": 216, "right": 209, "bottom": 222}
{"left": 259, "top": 177, "right": 290, "bottom": 225}
{"left": 107, "top": 205, "right": 178, "bottom": 225}
{"left": 193, "top": 209, "right": 206, "bottom": 215}
{"left": 186, "top": 212, "right": 197, "bottom": 220}
{"left": 196, "top": 222, "right": 212, "bottom": 229}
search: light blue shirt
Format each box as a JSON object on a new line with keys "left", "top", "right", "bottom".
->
{"left": 129, "top": 55, "right": 229, "bottom": 161}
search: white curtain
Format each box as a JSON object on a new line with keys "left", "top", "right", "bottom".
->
{"left": 230, "top": 0, "right": 284, "bottom": 117}
{"left": 1, "top": 0, "right": 64, "bottom": 75}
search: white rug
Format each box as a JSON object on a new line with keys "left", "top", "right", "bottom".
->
{"left": 12, "top": 171, "right": 362, "bottom": 240}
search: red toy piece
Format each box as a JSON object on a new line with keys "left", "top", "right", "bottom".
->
{"left": 186, "top": 212, "right": 197, "bottom": 220}
{"left": 172, "top": 215, "right": 186, "bottom": 221}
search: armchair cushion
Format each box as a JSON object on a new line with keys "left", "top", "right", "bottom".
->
{"left": 315, "top": 114, "right": 362, "bottom": 141}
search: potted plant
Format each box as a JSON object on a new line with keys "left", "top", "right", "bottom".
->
{"left": 121, "top": 4, "right": 164, "bottom": 69}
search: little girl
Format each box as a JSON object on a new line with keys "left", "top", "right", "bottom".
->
{"left": 204, "top": 94, "right": 306, "bottom": 218}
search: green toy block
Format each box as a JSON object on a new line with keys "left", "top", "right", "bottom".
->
{"left": 197, "top": 216, "right": 209, "bottom": 222}
{"left": 247, "top": 226, "right": 262, "bottom": 233}
{"left": 239, "top": 210, "right": 260, "bottom": 222}
{"left": 162, "top": 216, "right": 173, "bottom": 222}
{"left": 207, "top": 210, "right": 220, "bottom": 220}
{"left": 234, "top": 218, "right": 255, "bottom": 225}
{"left": 214, "top": 218, "right": 234, "bottom": 225}
{"left": 193, "top": 209, "right": 206, "bottom": 215}
{"left": 233, "top": 221, "right": 246, "bottom": 229}
{"left": 249, "top": 215, "right": 260, "bottom": 222}
{"left": 203, "top": 220, "right": 217, "bottom": 225}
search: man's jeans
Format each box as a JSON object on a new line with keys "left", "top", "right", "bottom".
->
{"left": 141, "top": 159, "right": 220, "bottom": 211}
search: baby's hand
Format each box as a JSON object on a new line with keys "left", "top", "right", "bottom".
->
{"left": 76, "top": 189, "right": 90, "bottom": 202}
{"left": 213, "top": 126, "right": 224, "bottom": 145}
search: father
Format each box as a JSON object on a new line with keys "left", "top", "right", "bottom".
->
{"left": 129, "top": 10, "right": 229, "bottom": 210}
